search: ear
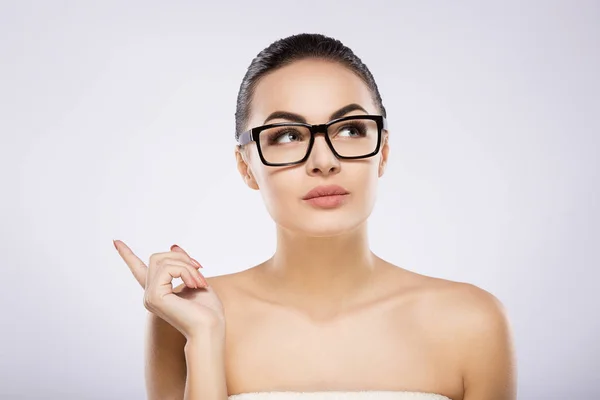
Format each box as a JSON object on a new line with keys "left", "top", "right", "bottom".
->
{"left": 378, "top": 131, "right": 390, "bottom": 177}
{"left": 235, "top": 145, "right": 259, "bottom": 190}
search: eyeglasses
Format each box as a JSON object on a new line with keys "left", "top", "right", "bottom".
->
{"left": 237, "top": 115, "right": 387, "bottom": 167}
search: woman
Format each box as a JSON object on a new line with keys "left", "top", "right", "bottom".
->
{"left": 114, "top": 33, "right": 516, "bottom": 400}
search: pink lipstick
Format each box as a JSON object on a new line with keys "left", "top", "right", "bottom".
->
{"left": 302, "top": 185, "right": 350, "bottom": 209}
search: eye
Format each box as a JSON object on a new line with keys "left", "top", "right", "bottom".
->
{"left": 277, "top": 131, "right": 301, "bottom": 143}
{"left": 267, "top": 128, "right": 306, "bottom": 145}
{"left": 339, "top": 127, "right": 360, "bottom": 137}
{"left": 334, "top": 122, "right": 367, "bottom": 138}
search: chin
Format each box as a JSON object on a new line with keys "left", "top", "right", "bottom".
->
{"left": 280, "top": 210, "right": 370, "bottom": 238}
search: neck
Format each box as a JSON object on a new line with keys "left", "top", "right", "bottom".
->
{"left": 262, "top": 221, "right": 377, "bottom": 309}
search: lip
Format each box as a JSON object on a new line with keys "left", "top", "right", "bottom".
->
{"left": 302, "top": 185, "right": 350, "bottom": 209}
{"left": 302, "top": 185, "right": 350, "bottom": 200}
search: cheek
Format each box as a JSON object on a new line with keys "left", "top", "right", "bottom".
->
{"left": 254, "top": 170, "right": 304, "bottom": 226}
{"left": 350, "top": 162, "right": 380, "bottom": 204}
{"left": 258, "top": 168, "right": 302, "bottom": 204}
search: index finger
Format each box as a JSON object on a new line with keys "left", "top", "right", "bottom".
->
{"left": 114, "top": 239, "right": 147, "bottom": 288}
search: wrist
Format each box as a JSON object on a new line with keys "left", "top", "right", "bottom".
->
{"left": 185, "top": 322, "right": 225, "bottom": 343}
{"left": 185, "top": 325, "right": 225, "bottom": 351}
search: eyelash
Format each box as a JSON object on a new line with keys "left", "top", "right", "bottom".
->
{"left": 266, "top": 121, "right": 368, "bottom": 143}
{"left": 266, "top": 128, "right": 304, "bottom": 144}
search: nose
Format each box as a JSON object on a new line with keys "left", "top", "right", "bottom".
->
{"left": 305, "top": 134, "right": 340, "bottom": 176}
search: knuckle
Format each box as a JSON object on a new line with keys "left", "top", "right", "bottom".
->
{"left": 148, "top": 253, "right": 159, "bottom": 266}
{"left": 142, "top": 291, "right": 157, "bottom": 310}
{"left": 152, "top": 255, "right": 169, "bottom": 269}
{"left": 142, "top": 294, "right": 152, "bottom": 310}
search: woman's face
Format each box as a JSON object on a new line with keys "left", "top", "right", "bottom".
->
{"left": 236, "top": 59, "right": 389, "bottom": 237}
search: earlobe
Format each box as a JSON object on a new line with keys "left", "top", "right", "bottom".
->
{"left": 378, "top": 160, "right": 387, "bottom": 177}
{"left": 378, "top": 133, "right": 389, "bottom": 178}
{"left": 245, "top": 169, "right": 259, "bottom": 190}
{"left": 235, "top": 146, "right": 260, "bottom": 190}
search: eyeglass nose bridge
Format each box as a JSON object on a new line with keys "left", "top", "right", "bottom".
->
{"left": 305, "top": 123, "right": 339, "bottom": 163}
{"left": 310, "top": 124, "right": 329, "bottom": 135}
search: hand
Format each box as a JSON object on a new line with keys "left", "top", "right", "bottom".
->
{"left": 114, "top": 240, "right": 225, "bottom": 340}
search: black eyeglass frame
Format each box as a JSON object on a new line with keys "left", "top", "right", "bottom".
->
{"left": 237, "top": 114, "right": 388, "bottom": 167}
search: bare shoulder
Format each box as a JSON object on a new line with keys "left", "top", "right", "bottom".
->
{"left": 421, "top": 275, "right": 508, "bottom": 327}
{"left": 377, "top": 260, "right": 513, "bottom": 358}
{"left": 381, "top": 262, "right": 509, "bottom": 329}
{"left": 382, "top": 263, "right": 516, "bottom": 398}
{"left": 420, "top": 277, "right": 516, "bottom": 397}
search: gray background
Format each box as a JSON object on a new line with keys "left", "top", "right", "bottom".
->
{"left": 1, "top": 1, "right": 598, "bottom": 399}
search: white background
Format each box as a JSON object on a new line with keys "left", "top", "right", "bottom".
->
{"left": 1, "top": 1, "right": 598, "bottom": 399}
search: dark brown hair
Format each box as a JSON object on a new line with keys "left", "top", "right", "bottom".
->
{"left": 234, "top": 33, "right": 387, "bottom": 139}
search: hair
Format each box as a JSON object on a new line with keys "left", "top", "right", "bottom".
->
{"left": 234, "top": 33, "right": 387, "bottom": 140}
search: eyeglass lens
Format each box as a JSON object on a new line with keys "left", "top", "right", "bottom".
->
{"left": 258, "top": 117, "right": 379, "bottom": 164}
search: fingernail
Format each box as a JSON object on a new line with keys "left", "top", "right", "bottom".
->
{"left": 196, "top": 275, "right": 206, "bottom": 287}
{"left": 170, "top": 244, "right": 180, "bottom": 251}
{"left": 113, "top": 240, "right": 118, "bottom": 250}
{"left": 190, "top": 258, "right": 203, "bottom": 268}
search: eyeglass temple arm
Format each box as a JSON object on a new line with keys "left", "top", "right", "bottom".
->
{"left": 238, "top": 130, "right": 252, "bottom": 146}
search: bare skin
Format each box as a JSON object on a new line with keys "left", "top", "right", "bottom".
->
{"left": 145, "top": 255, "right": 515, "bottom": 400}
{"left": 133, "top": 58, "right": 516, "bottom": 400}
{"left": 216, "top": 258, "right": 465, "bottom": 397}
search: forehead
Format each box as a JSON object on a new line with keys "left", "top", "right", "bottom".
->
{"left": 249, "top": 59, "right": 377, "bottom": 126}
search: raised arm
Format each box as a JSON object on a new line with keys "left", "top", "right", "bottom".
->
{"left": 115, "top": 240, "right": 228, "bottom": 400}
{"left": 145, "top": 311, "right": 228, "bottom": 400}
{"left": 145, "top": 312, "right": 187, "bottom": 400}
{"left": 183, "top": 324, "right": 228, "bottom": 400}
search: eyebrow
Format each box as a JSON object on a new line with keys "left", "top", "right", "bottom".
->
{"left": 263, "top": 103, "right": 369, "bottom": 125}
